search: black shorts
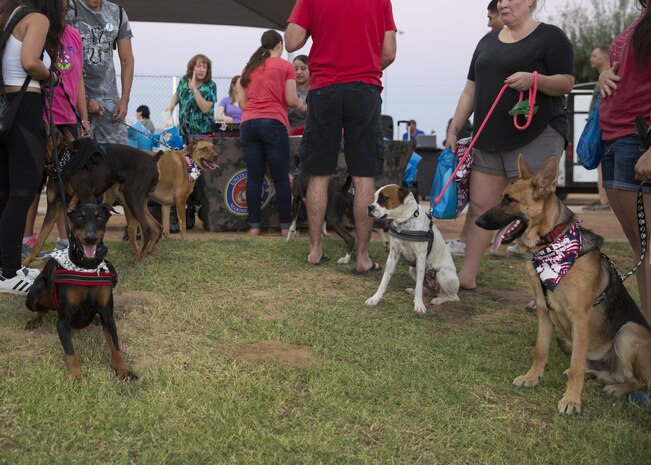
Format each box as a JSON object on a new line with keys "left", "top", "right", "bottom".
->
{"left": 299, "top": 82, "right": 384, "bottom": 177}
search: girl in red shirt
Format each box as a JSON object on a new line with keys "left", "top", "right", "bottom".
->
{"left": 236, "top": 30, "right": 307, "bottom": 237}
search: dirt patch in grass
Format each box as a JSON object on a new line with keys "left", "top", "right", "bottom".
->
{"left": 426, "top": 302, "right": 477, "bottom": 326}
{"left": 234, "top": 340, "right": 320, "bottom": 368}
{"left": 492, "top": 288, "right": 533, "bottom": 308}
{"left": 257, "top": 308, "right": 287, "bottom": 320}
{"left": 0, "top": 325, "right": 56, "bottom": 360}
{"left": 114, "top": 291, "right": 163, "bottom": 318}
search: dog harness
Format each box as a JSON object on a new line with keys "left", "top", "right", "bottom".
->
{"left": 49, "top": 249, "right": 116, "bottom": 310}
{"left": 389, "top": 210, "right": 435, "bottom": 266}
{"left": 531, "top": 222, "right": 583, "bottom": 291}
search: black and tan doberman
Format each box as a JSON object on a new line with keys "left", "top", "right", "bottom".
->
{"left": 25, "top": 204, "right": 137, "bottom": 381}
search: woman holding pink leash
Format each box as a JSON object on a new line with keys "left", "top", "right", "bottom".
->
{"left": 445, "top": 0, "right": 574, "bottom": 291}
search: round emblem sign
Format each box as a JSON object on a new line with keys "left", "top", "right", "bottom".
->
{"left": 224, "top": 169, "right": 272, "bottom": 216}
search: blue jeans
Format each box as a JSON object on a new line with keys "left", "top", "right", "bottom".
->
{"left": 240, "top": 119, "right": 291, "bottom": 228}
{"left": 602, "top": 134, "right": 651, "bottom": 193}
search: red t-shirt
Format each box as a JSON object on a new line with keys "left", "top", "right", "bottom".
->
{"left": 600, "top": 11, "right": 651, "bottom": 141}
{"left": 288, "top": 0, "right": 396, "bottom": 90}
{"left": 240, "top": 57, "right": 296, "bottom": 130}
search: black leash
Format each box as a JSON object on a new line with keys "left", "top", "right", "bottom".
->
{"left": 593, "top": 184, "right": 647, "bottom": 306}
{"left": 44, "top": 72, "right": 72, "bottom": 245}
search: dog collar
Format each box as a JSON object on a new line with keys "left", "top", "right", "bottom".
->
{"left": 537, "top": 220, "right": 575, "bottom": 247}
{"left": 394, "top": 207, "right": 420, "bottom": 226}
{"left": 531, "top": 223, "right": 583, "bottom": 292}
{"left": 45, "top": 147, "right": 72, "bottom": 176}
{"left": 50, "top": 248, "right": 110, "bottom": 274}
{"left": 184, "top": 155, "right": 202, "bottom": 182}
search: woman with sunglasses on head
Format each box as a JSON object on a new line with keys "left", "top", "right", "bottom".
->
{"left": 0, "top": 0, "right": 65, "bottom": 295}
{"left": 446, "top": 0, "right": 574, "bottom": 292}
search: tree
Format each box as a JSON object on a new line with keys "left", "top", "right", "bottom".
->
{"left": 546, "top": 0, "right": 641, "bottom": 83}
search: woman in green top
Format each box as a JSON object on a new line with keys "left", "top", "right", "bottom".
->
{"left": 166, "top": 54, "right": 216, "bottom": 135}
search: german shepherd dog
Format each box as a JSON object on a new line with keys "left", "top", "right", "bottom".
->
{"left": 25, "top": 204, "right": 137, "bottom": 381}
{"left": 476, "top": 155, "right": 651, "bottom": 415}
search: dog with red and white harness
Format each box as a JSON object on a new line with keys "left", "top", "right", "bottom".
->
{"left": 366, "top": 184, "right": 460, "bottom": 314}
{"left": 25, "top": 204, "right": 137, "bottom": 381}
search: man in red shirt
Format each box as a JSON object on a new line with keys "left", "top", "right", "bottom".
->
{"left": 285, "top": 0, "right": 397, "bottom": 272}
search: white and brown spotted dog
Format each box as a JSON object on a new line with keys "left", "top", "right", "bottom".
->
{"left": 365, "top": 184, "right": 460, "bottom": 313}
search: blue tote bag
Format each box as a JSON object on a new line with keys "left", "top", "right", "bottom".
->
{"left": 576, "top": 95, "right": 604, "bottom": 170}
{"left": 402, "top": 151, "right": 422, "bottom": 188}
{"left": 431, "top": 147, "right": 458, "bottom": 220}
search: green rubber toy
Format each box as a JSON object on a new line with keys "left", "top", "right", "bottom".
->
{"left": 508, "top": 99, "right": 539, "bottom": 116}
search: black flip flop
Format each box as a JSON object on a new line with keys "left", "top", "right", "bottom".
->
{"left": 351, "top": 262, "right": 382, "bottom": 275}
{"left": 307, "top": 253, "right": 330, "bottom": 265}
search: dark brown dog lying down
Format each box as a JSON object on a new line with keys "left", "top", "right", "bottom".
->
{"left": 477, "top": 155, "right": 651, "bottom": 415}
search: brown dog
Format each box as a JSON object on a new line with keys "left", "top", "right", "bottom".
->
{"left": 152, "top": 139, "right": 219, "bottom": 238}
{"left": 476, "top": 155, "right": 651, "bottom": 415}
{"left": 104, "top": 139, "right": 219, "bottom": 241}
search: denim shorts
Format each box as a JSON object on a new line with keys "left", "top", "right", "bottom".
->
{"left": 601, "top": 134, "right": 651, "bottom": 193}
{"left": 473, "top": 126, "right": 565, "bottom": 178}
{"left": 299, "top": 82, "right": 384, "bottom": 177}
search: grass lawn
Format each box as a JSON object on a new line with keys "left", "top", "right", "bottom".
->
{"left": 0, "top": 235, "right": 649, "bottom": 465}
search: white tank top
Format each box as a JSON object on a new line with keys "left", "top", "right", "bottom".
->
{"left": 2, "top": 28, "right": 52, "bottom": 89}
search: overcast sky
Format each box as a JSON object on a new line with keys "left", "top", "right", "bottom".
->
{"left": 127, "top": 0, "right": 569, "bottom": 142}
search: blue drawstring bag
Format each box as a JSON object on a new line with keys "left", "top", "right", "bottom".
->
{"left": 127, "top": 120, "right": 155, "bottom": 151}
{"left": 156, "top": 126, "right": 184, "bottom": 150}
{"left": 402, "top": 151, "right": 422, "bottom": 188}
{"left": 576, "top": 95, "right": 604, "bottom": 170}
{"left": 431, "top": 147, "right": 458, "bottom": 220}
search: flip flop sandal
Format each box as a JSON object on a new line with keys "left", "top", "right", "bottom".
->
{"left": 307, "top": 253, "right": 330, "bottom": 265}
{"left": 351, "top": 262, "right": 382, "bottom": 275}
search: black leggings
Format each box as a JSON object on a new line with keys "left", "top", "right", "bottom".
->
{"left": 0, "top": 92, "right": 46, "bottom": 277}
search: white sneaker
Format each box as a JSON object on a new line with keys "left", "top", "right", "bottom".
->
{"left": 0, "top": 267, "right": 39, "bottom": 295}
{"left": 446, "top": 239, "right": 466, "bottom": 257}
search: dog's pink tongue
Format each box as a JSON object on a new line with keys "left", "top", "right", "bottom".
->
{"left": 491, "top": 224, "right": 511, "bottom": 253}
{"left": 83, "top": 244, "right": 97, "bottom": 259}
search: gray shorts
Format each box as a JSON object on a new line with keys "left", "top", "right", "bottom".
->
{"left": 89, "top": 98, "right": 128, "bottom": 145}
{"left": 473, "top": 126, "right": 565, "bottom": 178}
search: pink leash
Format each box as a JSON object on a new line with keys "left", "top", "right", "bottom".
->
{"left": 433, "top": 71, "right": 539, "bottom": 205}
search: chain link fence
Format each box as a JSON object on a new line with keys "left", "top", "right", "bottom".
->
{"left": 120, "top": 75, "right": 234, "bottom": 132}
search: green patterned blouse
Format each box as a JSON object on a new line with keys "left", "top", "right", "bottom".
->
{"left": 176, "top": 76, "right": 217, "bottom": 135}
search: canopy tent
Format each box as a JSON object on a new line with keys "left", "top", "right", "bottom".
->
{"left": 117, "top": 0, "right": 297, "bottom": 30}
